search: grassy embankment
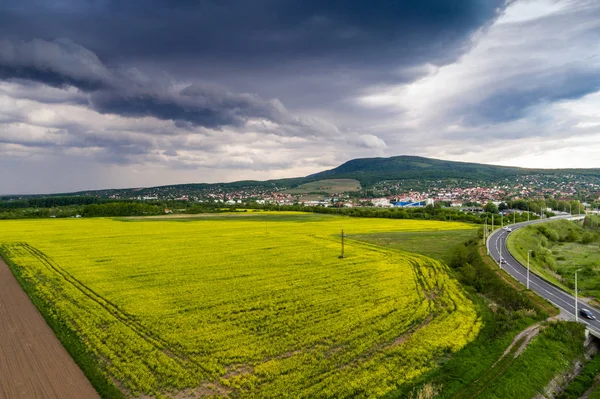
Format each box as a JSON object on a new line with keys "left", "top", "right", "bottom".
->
{"left": 0, "top": 213, "right": 480, "bottom": 398}
{"left": 508, "top": 218, "right": 600, "bottom": 299}
{"left": 455, "top": 321, "right": 585, "bottom": 399}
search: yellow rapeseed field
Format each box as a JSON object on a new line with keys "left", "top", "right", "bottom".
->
{"left": 0, "top": 212, "right": 481, "bottom": 398}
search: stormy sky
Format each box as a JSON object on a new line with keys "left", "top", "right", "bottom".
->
{"left": 1, "top": 0, "right": 600, "bottom": 194}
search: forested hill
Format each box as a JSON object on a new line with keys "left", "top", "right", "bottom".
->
{"left": 306, "top": 155, "right": 600, "bottom": 186}
{"left": 3, "top": 155, "right": 600, "bottom": 198}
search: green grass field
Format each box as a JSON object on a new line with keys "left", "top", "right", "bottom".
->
{"left": 350, "top": 229, "right": 478, "bottom": 266}
{"left": 0, "top": 213, "right": 480, "bottom": 398}
{"left": 507, "top": 219, "right": 600, "bottom": 298}
{"left": 284, "top": 179, "right": 361, "bottom": 195}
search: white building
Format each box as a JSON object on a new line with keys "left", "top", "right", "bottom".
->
{"left": 372, "top": 198, "right": 391, "bottom": 207}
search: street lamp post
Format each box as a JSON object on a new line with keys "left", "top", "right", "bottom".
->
{"left": 484, "top": 219, "right": 488, "bottom": 254}
{"left": 575, "top": 269, "right": 581, "bottom": 322}
{"left": 499, "top": 240, "right": 502, "bottom": 270}
{"left": 527, "top": 250, "right": 532, "bottom": 289}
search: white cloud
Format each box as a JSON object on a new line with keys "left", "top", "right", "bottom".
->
{"left": 347, "top": 133, "right": 387, "bottom": 150}
{"left": 500, "top": 0, "right": 571, "bottom": 24}
{"left": 355, "top": 0, "right": 600, "bottom": 166}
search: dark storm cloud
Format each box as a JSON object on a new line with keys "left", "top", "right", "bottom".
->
{"left": 0, "top": 0, "right": 505, "bottom": 78}
{"left": 0, "top": 38, "right": 111, "bottom": 90}
{"left": 88, "top": 83, "right": 290, "bottom": 129}
{"left": 0, "top": 0, "right": 508, "bottom": 134}
{"left": 0, "top": 37, "right": 297, "bottom": 130}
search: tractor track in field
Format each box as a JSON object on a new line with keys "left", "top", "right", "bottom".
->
{"left": 12, "top": 243, "right": 214, "bottom": 376}
{"left": 0, "top": 255, "right": 100, "bottom": 399}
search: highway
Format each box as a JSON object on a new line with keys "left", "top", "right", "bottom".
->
{"left": 487, "top": 215, "right": 600, "bottom": 337}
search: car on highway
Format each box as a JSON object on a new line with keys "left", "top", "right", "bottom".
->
{"left": 580, "top": 308, "right": 596, "bottom": 320}
{"left": 500, "top": 258, "right": 507, "bottom": 264}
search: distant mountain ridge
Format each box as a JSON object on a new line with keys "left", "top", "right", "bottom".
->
{"left": 4, "top": 155, "right": 600, "bottom": 197}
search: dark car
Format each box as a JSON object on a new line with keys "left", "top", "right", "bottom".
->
{"left": 580, "top": 308, "right": 596, "bottom": 320}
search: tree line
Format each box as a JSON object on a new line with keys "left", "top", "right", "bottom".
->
{"left": 0, "top": 196, "right": 114, "bottom": 209}
{"left": 0, "top": 197, "right": 563, "bottom": 223}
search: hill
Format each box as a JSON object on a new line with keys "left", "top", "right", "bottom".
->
{"left": 306, "top": 155, "right": 600, "bottom": 186}
{"left": 3, "top": 155, "right": 600, "bottom": 198}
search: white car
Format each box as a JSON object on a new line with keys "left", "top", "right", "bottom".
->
{"left": 500, "top": 258, "right": 507, "bottom": 264}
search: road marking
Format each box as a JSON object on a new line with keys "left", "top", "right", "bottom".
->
{"left": 487, "top": 222, "right": 600, "bottom": 334}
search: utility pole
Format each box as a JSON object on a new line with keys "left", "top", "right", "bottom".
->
{"left": 340, "top": 229, "right": 345, "bottom": 259}
{"left": 501, "top": 213, "right": 504, "bottom": 228}
{"left": 527, "top": 250, "right": 532, "bottom": 290}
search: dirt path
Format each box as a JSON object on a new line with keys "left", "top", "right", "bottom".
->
{"left": 498, "top": 322, "right": 543, "bottom": 362}
{"left": 0, "top": 258, "right": 100, "bottom": 399}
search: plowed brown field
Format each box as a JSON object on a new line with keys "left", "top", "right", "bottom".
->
{"left": 0, "top": 258, "right": 100, "bottom": 399}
